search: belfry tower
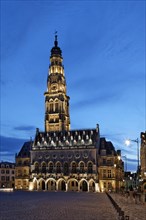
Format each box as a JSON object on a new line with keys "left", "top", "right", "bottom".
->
{"left": 44, "top": 34, "right": 70, "bottom": 132}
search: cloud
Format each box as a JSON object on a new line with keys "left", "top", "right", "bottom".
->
{"left": 0, "top": 135, "right": 27, "bottom": 162}
{"left": 14, "top": 125, "right": 36, "bottom": 132}
{"left": 71, "top": 91, "right": 119, "bottom": 110}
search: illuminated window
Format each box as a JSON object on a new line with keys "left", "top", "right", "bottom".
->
{"left": 103, "top": 169, "right": 106, "bottom": 178}
{"left": 108, "top": 170, "right": 112, "bottom": 178}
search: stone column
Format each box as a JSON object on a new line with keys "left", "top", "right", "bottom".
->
{"left": 95, "top": 183, "right": 100, "bottom": 192}
{"left": 66, "top": 183, "right": 68, "bottom": 192}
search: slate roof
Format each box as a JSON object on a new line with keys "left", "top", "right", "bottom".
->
{"left": 17, "top": 141, "right": 32, "bottom": 158}
{"left": 33, "top": 128, "right": 99, "bottom": 149}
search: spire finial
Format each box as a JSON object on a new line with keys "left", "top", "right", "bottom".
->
{"left": 54, "top": 30, "right": 58, "bottom": 47}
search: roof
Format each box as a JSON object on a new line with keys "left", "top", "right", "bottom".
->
{"left": 33, "top": 128, "right": 99, "bottom": 150}
{"left": 99, "top": 138, "right": 117, "bottom": 156}
{"left": 17, "top": 141, "right": 32, "bottom": 158}
{"left": 0, "top": 162, "right": 15, "bottom": 168}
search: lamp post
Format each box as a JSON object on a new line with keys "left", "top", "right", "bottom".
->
{"left": 122, "top": 155, "right": 127, "bottom": 172}
{"left": 125, "top": 138, "right": 140, "bottom": 189}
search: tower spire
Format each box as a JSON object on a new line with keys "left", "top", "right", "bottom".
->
{"left": 44, "top": 35, "right": 70, "bottom": 132}
{"left": 54, "top": 31, "right": 58, "bottom": 47}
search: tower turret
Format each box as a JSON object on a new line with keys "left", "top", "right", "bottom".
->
{"left": 44, "top": 34, "right": 70, "bottom": 132}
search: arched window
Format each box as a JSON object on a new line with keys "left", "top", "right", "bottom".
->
{"left": 56, "top": 162, "right": 61, "bottom": 173}
{"left": 55, "top": 102, "right": 59, "bottom": 112}
{"left": 63, "top": 162, "right": 69, "bottom": 175}
{"left": 72, "top": 162, "right": 77, "bottom": 173}
{"left": 49, "top": 162, "right": 53, "bottom": 173}
{"left": 80, "top": 162, "right": 85, "bottom": 173}
{"left": 34, "top": 162, "right": 39, "bottom": 173}
{"left": 50, "top": 103, "right": 53, "bottom": 113}
{"left": 42, "top": 162, "right": 46, "bottom": 173}
{"left": 88, "top": 162, "right": 93, "bottom": 174}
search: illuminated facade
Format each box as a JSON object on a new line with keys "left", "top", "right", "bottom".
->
{"left": 15, "top": 142, "right": 31, "bottom": 190}
{"left": 16, "top": 35, "right": 124, "bottom": 192}
{"left": 44, "top": 35, "right": 70, "bottom": 132}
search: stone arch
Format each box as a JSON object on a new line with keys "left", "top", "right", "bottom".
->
{"left": 38, "top": 178, "right": 45, "bottom": 190}
{"left": 89, "top": 179, "right": 95, "bottom": 192}
{"left": 67, "top": 178, "right": 78, "bottom": 191}
{"left": 46, "top": 178, "right": 56, "bottom": 191}
{"left": 57, "top": 178, "right": 66, "bottom": 191}
{"left": 79, "top": 179, "right": 88, "bottom": 192}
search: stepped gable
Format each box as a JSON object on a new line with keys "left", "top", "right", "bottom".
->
{"left": 33, "top": 128, "right": 99, "bottom": 149}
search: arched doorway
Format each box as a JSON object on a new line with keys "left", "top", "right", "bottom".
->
{"left": 39, "top": 179, "right": 45, "bottom": 190}
{"left": 47, "top": 179, "right": 56, "bottom": 191}
{"left": 68, "top": 179, "right": 78, "bottom": 191}
{"left": 89, "top": 180, "right": 95, "bottom": 192}
{"left": 58, "top": 179, "right": 66, "bottom": 191}
{"left": 80, "top": 180, "right": 88, "bottom": 192}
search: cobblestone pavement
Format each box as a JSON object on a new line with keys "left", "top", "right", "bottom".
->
{"left": 0, "top": 191, "right": 118, "bottom": 220}
{"left": 110, "top": 193, "right": 146, "bottom": 220}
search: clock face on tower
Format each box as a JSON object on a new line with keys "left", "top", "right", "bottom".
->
{"left": 51, "top": 84, "right": 58, "bottom": 91}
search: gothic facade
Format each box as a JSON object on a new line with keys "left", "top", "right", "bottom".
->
{"left": 15, "top": 35, "right": 124, "bottom": 192}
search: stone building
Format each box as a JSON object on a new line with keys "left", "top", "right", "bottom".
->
{"left": 16, "top": 35, "right": 124, "bottom": 192}
{"left": 140, "top": 131, "right": 146, "bottom": 192}
{"left": 15, "top": 142, "right": 32, "bottom": 190}
{"left": 0, "top": 162, "right": 15, "bottom": 188}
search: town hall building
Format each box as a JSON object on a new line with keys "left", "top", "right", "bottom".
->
{"left": 15, "top": 35, "right": 124, "bottom": 192}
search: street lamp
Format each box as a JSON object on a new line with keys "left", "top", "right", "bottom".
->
{"left": 125, "top": 138, "right": 140, "bottom": 190}
{"left": 125, "top": 138, "right": 139, "bottom": 172}
{"left": 122, "top": 155, "right": 127, "bottom": 171}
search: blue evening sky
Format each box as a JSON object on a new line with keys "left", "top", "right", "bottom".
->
{"left": 1, "top": 0, "right": 145, "bottom": 172}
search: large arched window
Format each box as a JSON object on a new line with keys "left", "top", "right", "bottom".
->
{"left": 88, "top": 162, "right": 93, "bottom": 174}
{"left": 79, "top": 162, "right": 85, "bottom": 173}
{"left": 63, "top": 162, "right": 69, "bottom": 175}
{"left": 34, "top": 162, "right": 39, "bottom": 173}
{"left": 50, "top": 103, "right": 53, "bottom": 113}
{"left": 72, "top": 162, "right": 77, "bottom": 173}
{"left": 42, "top": 162, "right": 46, "bottom": 173}
{"left": 49, "top": 162, "right": 54, "bottom": 173}
{"left": 56, "top": 162, "right": 61, "bottom": 173}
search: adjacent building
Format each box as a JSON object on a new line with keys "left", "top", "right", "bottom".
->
{"left": 140, "top": 131, "right": 146, "bottom": 192}
{"left": 15, "top": 35, "right": 124, "bottom": 192}
{"left": 15, "top": 142, "right": 32, "bottom": 190}
{"left": 0, "top": 162, "right": 15, "bottom": 188}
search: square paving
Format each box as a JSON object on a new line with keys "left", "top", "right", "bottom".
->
{"left": 0, "top": 191, "right": 118, "bottom": 220}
